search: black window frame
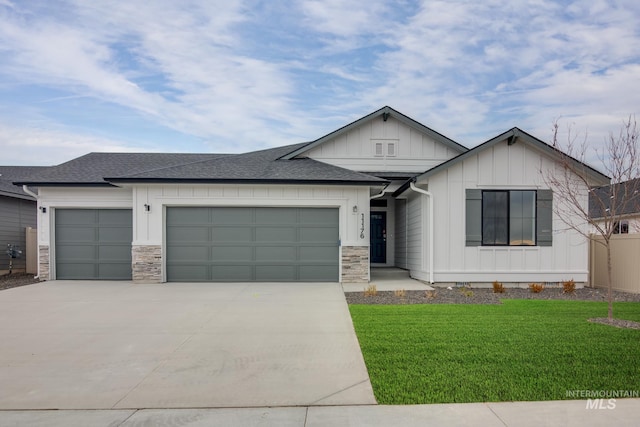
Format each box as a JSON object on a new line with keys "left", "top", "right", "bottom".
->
{"left": 481, "top": 190, "right": 537, "bottom": 246}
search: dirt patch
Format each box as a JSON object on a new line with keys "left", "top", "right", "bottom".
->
{"left": 0, "top": 273, "right": 41, "bottom": 291}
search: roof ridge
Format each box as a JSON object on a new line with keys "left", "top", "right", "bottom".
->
{"left": 107, "top": 153, "right": 229, "bottom": 178}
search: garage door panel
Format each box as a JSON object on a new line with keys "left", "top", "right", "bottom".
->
{"left": 167, "top": 245, "right": 210, "bottom": 262}
{"left": 211, "top": 265, "right": 253, "bottom": 281}
{"left": 212, "top": 227, "right": 252, "bottom": 241}
{"left": 98, "top": 227, "right": 132, "bottom": 242}
{"left": 166, "top": 207, "right": 338, "bottom": 282}
{"left": 56, "top": 245, "right": 97, "bottom": 261}
{"left": 299, "top": 208, "right": 338, "bottom": 224}
{"left": 167, "top": 227, "right": 210, "bottom": 242}
{"left": 99, "top": 209, "right": 132, "bottom": 224}
{"left": 167, "top": 265, "right": 209, "bottom": 282}
{"left": 98, "top": 245, "right": 134, "bottom": 261}
{"left": 255, "top": 227, "right": 296, "bottom": 242}
{"left": 299, "top": 265, "right": 338, "bottom": 281}
{"left": 56, "top": 263, "right": 96, "bottom": 279}
{"left": 300, "top": 227, "right": 338, "bottom": 242}
{"left": 56, "top": 227, "right": 96, "bottom": 242}
{"left": 98, "top": 263, "right": 133, "bottom": 279}
{"left": 56, "top": 209, "right": 96, "bottom": 225}
{"left": 299, "top": 246, "right": 338, "bottom": 261}
{"left": 255, "top": 265, "right": 296, "bottom": 281}
{"left": 255, "top": 246, "right": 296, "bottom": 261}
{"left": 167, "top": 207, "right": 209, "bottom": 224}
{"left": 210, "top": 246, "right": 253, "bottom": 261}
{"left": 211, "top": 208, "right": 253, "bottom": 224}
{"left": 255, "top": 208, "right": 297, "bottom": 224}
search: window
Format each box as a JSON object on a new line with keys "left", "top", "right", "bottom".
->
{"left": 613, "top": 220, "right": 629, "bottom": 234}
{"left": 466, "top": 189, "right": 552, "bottom": 247}
{"left": 387, "top": 142, "right": 397, "bottom": 157}
{"left": 482, "top": 190, "right": 536, "bottom": 246}
{"left": 374, "top": 142, "right": 384, "bottom": 157}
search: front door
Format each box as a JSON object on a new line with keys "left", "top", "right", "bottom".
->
{"left": 370, "top": 212, "right": 386, "bottom": 263}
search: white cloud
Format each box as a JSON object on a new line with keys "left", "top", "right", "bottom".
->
{"left": 0, "top": 122, "right": 150, "bottom": 165}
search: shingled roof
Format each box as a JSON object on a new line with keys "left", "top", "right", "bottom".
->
{"left": 589, "top": 178, "right": 640, "bottom": 219}
{"left": 15, "top": 144, "right": 386, "bottom": 187}
{"left": 14, "top": 153, "right": 229, "bottom": 186}
{"left": 105, "top": 144, "right": 387, "bottom": 185}
{"left": 0, "top": 166, "right": 48, "bottom": 199}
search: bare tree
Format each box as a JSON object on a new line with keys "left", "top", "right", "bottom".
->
{"left": 543, "top": 116, "right": 640, "bottom": 321}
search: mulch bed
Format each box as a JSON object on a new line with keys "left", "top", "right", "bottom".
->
{"left": 0, "top": 273, "right": 41, "bottom": 291}
{"left": 345, "top": 287, "right": 640, "bottom": 305}
{"left": 346, "top": 287, "right": 640, "bottom": 330}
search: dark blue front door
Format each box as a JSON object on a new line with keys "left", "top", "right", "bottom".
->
{"left": 370, "top": 212, "right": 386, "bottom": 263}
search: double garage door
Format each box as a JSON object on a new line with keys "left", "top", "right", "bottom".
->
{"left": 166, "top": 207, "right": 339, "bottom": 282}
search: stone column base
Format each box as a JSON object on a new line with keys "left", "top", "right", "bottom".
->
{"left": 341, "top": 246, "right": 369, "bottom": 283}
{"left": 38, "top": 245, "right": 50, "bottom": 281}
{"left": 132, "top": 245, "right": 162, "bottom": 283}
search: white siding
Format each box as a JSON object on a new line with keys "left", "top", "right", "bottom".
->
{"left": 414, "top": 139, "right": 591, "bottom": 283}
{"left": 131, "top": 183, "right": 369, "bottom": 247}
{"left": 305, "top": 116, "right": 460, "bottom": 172}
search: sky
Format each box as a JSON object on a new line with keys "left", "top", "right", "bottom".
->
{"left": 0, "top": 0, "right": 638, "bottom": 166}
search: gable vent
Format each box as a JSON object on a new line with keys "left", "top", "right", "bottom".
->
{"left": 387, "top": 142, "right": 397, "bottom": 157}
{"left": 374, "top": 142, "right": 384, "bottom": 157}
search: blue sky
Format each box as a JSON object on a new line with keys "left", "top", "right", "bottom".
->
{"left": 0, "top": 0, "right": 638, "bottom": 165}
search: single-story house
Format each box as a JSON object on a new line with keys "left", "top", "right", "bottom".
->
{"left": 0, "top": 166, "right": 45, "bottom": 274}
{"left": 590, "top": 178, "right": 640, "bottom": 234}
{"left": 15, "top": 106, "right": 610, "bottom": 284}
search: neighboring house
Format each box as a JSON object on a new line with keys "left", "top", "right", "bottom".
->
{"left": 589, "top": 178, "right": 640, "bottom": 234}
{"left": 0, "top": 166, "right": 46, "bottom": 274}
{"left": 15, "top": 106, "right": 609, "bottom": 284}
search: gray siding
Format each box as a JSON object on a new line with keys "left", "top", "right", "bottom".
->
{"left": 394, "top": 199, "right": 407, "bottom": 269}
{"left": 0, "top": 195, "right": 36, "bottom": 272}
{"left": 406, "top": 193, "right": 423, "bottom": 272}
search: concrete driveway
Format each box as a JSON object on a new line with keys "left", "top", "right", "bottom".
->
{"left": 0, "top": 281, "right": 375, "bottom": 409}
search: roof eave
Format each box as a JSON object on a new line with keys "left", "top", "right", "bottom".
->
{"left": 104, "top": 178, "right": 389, "bottom": 186}
{"left": 12, "top": 181, "right": 118, "bottom": 188}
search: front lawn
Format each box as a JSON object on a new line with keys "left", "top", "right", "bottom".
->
{"left": 349, "top": 300, "right": 640, "bottom": 404}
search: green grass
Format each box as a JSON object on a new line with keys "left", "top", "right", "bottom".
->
{"left": 349, "top": 300, "right": 640, "bottom": 404}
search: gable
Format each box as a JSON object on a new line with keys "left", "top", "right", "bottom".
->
{"left": 283, "top": 106, "right": 467, "bottom": 173}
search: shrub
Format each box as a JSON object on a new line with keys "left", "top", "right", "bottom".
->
{"left": 394, "top": 288, "right": 406, "bottom": 298}
{"left": 425, "top": 290, "right": 438, "bottom": 300}
{"left": 529, "top": 283, "right": 545, "bottom": 293}
{"left": 460, "top": 286, "right": 474, "bottom": 297}
{"left": 492, "top": 281, "right": 505, "bottom": 293}
{"left": 364, "top": 284, "right": 378, "bottom": 296}
{"left": 562, "top": 279, "right": 576, "bottom": 294}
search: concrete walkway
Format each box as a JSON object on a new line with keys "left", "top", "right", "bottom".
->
{"left": 0, "top": 281, "right": 374, "bottom": 409}
{"left": 2, "top": 399, "right": 639, "bottom": 426}
{"left": 342, "top": 267, "right": 434, "bottom": 292}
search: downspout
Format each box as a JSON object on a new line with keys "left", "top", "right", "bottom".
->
{"left": 22, "top": 185, "right": 38, "bottom": 199}
{"left": 369, "top": 184, "right": 389, "bottom": 200}
{"left": 22, "top": 185, "right": 40, "bottom": 279}
{"left": 409, "top": 181, "right": 434, "bottom": 284}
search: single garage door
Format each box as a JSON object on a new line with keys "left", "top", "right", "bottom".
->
{"left": 55, "top": 209, "right": 132, "bottom": 280}
{"left": 166, "top": 207, "right": 339, "bottom": 282}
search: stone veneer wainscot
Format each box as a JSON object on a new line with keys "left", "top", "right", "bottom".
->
{"left": 132, "top": 245, "right": 162, "bottom": 282}
{"left": 341, "top": 246, "right": 369, "bottom": 283}
{"left": 38, "top": 245, "right": 49, "bottom": 281}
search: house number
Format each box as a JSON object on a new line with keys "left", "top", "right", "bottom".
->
{"left": 360, "top": 213, "right": 365, "bottom": 239}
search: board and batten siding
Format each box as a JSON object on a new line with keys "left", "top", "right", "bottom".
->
{"left": 305, "top": 116, "right": 460, "bottom": 172}
{"left": 411, "top": 138, "right": 590, "bottom": 283}
{"left": 0, "top": 195, "right": 36, "bottom": 272}
{"left": 403, "top": 192, "right": 424, "bottom": 275}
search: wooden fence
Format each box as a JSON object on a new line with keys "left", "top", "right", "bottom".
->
{"left": 590, "top": 233, "right": 640, "bottom": 294}
{"left": 26, "top": 227, "right": 37, "bottom": 275}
